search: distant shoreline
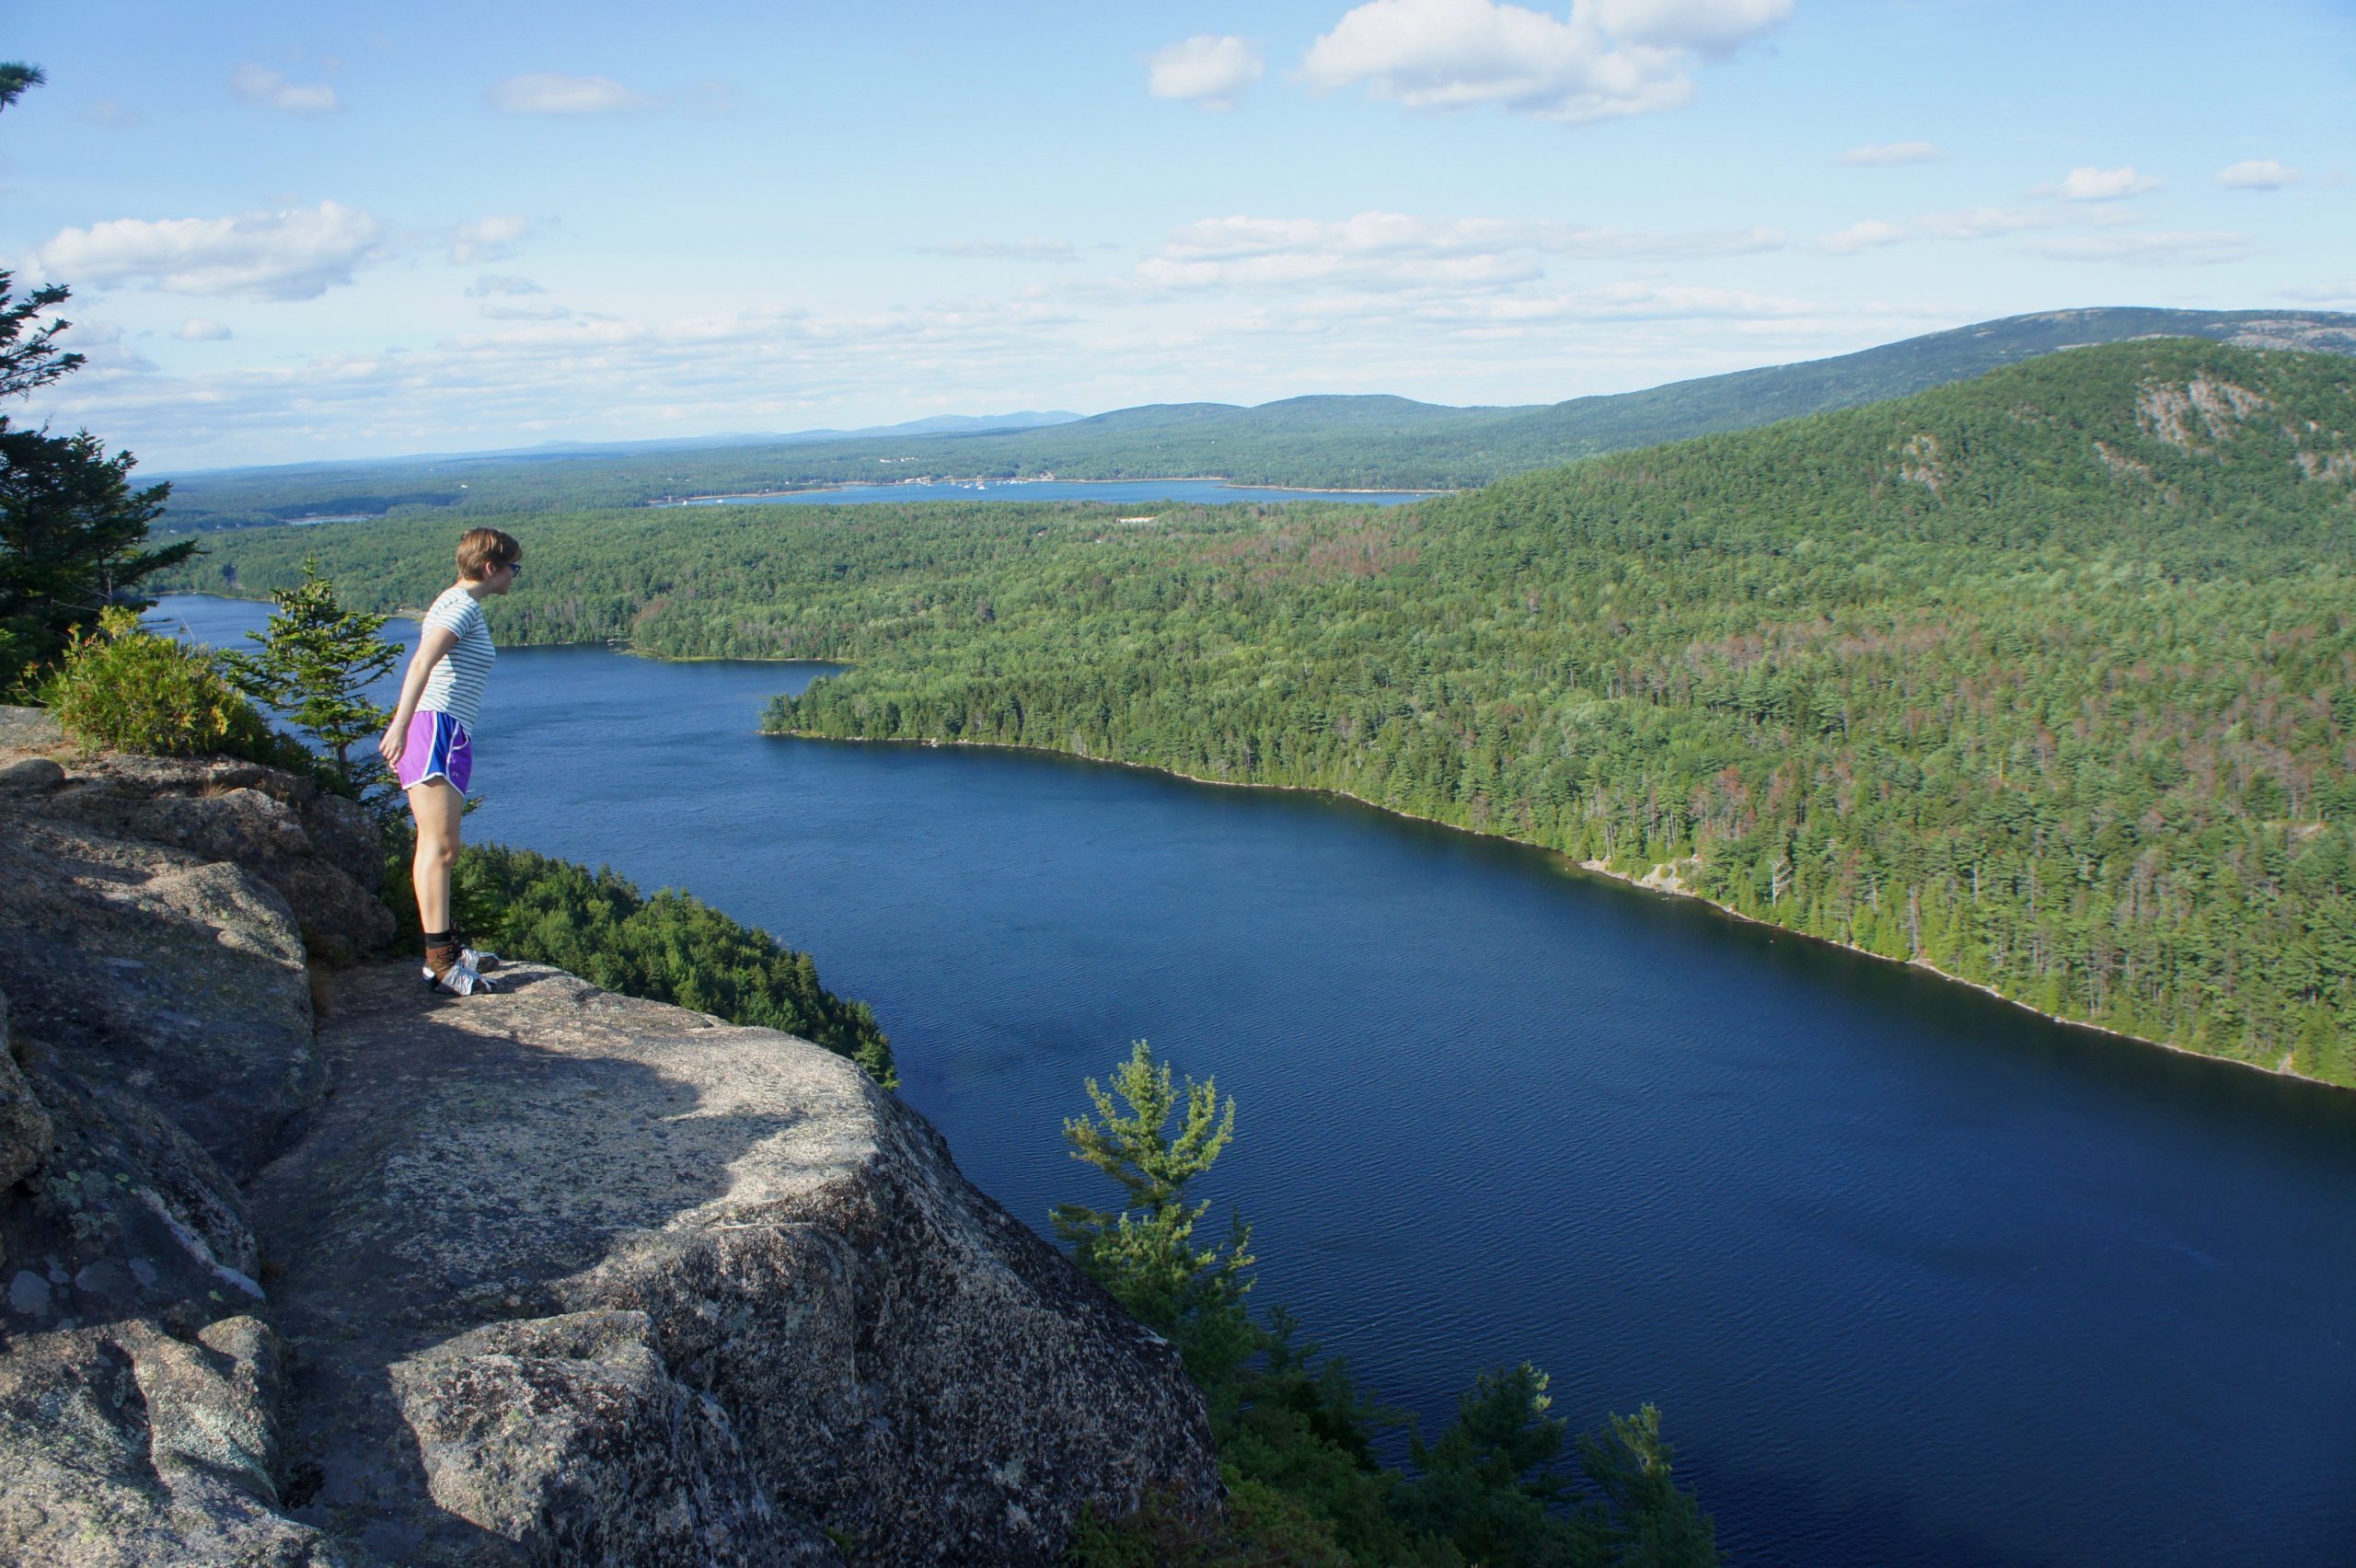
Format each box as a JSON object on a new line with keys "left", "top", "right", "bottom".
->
{"left": 757, "top": 726, "right": 2342, "bottom": 1094}
{"left": 649, "top": 475, "right": 1453, "bottom": 506}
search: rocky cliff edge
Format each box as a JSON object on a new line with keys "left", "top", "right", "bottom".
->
{"left": 0, "top": 707, "right": 1218, "bottom": 1564}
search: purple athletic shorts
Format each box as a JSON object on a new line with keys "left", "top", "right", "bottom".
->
{"left": 397, "top": 709, "right": 473, "bottom": 792}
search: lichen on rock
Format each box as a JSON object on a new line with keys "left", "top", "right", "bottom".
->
{"left": 257, "top": 965, "right": 1218, "bottom": 1565}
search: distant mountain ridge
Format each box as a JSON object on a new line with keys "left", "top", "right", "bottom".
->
{"left": 157, "top": 306, "right": 2356, "bottom": 527}
{"left": 162, "top": 409, "right": 1085, "bottom": 477}
{"left": 1481, "top": 307, "right": 2356, "bottom": 460}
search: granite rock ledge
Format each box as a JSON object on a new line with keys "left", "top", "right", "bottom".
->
{"left": 0, "top": 708, "right": 1219, "bottom": 1564}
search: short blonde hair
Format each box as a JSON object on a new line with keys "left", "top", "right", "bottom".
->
{"left": 456, "top": 527, "right": 521, "bottom": 581}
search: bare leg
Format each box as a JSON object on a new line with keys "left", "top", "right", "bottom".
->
{"left": 409, "top": 779, "right": 464, "bottom": 934}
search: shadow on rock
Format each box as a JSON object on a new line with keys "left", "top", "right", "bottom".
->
{"left": 255, "top": 962, "right": 1213, "bottom": 1565}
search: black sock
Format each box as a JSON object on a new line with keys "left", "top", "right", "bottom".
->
{"left": 424, "top": 928, "right": 455, "bottom": 946}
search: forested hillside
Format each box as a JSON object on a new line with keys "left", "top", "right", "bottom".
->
{"left": 163, "top": 340, "right": 2356, "bottom": 1082}
{"left": 157, "top": 307, "right": 2354, "bottom": 528}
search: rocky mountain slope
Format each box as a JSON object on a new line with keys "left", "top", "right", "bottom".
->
{"left": 0, "top": 708, "right": 1216, "bottom": 1564}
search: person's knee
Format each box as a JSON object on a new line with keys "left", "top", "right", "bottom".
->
{"left": 414, "top": 831, "right": 460, "bottom": 870}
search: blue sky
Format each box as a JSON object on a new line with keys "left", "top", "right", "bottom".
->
{"left": 5, "top": 0, "right": 2350, "bottom": 471}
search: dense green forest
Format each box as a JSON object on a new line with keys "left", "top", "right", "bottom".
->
{"left": 156, "top": 307, "right": 2354, "bottom": 528}
{"left": 162, "top": 340, "right": 2356, "bottom": 1083}
{"left": 442, "top": 844, "right": 897, "bottom": 1086}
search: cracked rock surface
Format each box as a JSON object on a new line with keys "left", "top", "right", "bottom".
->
{"left": 0, "top": 709, "right": 1218, "bottom": 1563}
{"left": 255, "top": 964, "right": 1216, "bottom": 1564}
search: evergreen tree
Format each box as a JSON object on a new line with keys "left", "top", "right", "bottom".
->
{"left": 1403, "top": 1372, "right": 1721, "bottom": 1567}
{"left": 0, "top": 268, "right": 82, "bottom": 399}
{"left": 222, "top": 558, "right": 399, "bottom": 800}
{"left": 1575, "top": 1405, "right": 1720, "bottom": 1567}
{"left": 0, "top": 72, "right": 191, "bottom": 689}
{"left": 0, "top": 63, "right": 44, "bottom": 114}
{"left": 1405, "top": 1364, "right": 1579, "bottom": 1564}
{"left": 1052, "top": 1040, "right": 1259, "bottom": 1387}
{"left": 0, "top": 401, "right": 190, "bottom": 691}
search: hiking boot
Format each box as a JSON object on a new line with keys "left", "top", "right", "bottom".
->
{"left": 422, "top": 958, "right": 497, "bottom": 996}
{"left": 422, "top": 940, "right": 498, "bottom": 996}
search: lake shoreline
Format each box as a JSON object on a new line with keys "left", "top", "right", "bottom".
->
{"left": 762, "top": 725, "right": 2340, "bottom": 1095}
{"left": 150, "top": 585, "right": 2337, "bottom": 1091}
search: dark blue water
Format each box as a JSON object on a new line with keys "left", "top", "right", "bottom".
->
{"left": 156, "top": 596, "right": 2356, "bottom": 1567}
{"left": 653, "top": 478, "right": 1440, "bottom": 507}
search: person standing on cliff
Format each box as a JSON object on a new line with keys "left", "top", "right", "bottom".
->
{"left": 377, "top": 526, "right": 522, "bottom": 996}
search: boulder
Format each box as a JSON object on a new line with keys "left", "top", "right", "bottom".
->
{"left": 252, "top": 963, "right": 1219, "bottom": 1564}
{"left": 41, "top": 756, "right": 392, "bottom": 964}
{"left": 0, "top": 1317, "right": 349, "bottom": 1567}
{"left": 392, "top": 1310, "right": 837, "bottom": 1565}
{"left": 2, "top": 1061, "right": 264, "bottom": 1336}
{"left": 0, "top": 755, "right": 66, "bottom": 795}
{"left": 0, "top": 721, "right": 404, "bottom": 1180}
{"left": 0, "top": 806, "right": 323, "bottom": 1183}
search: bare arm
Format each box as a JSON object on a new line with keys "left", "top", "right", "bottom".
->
{"left": 378, "top": 622, "right": 460, "bottom": 767}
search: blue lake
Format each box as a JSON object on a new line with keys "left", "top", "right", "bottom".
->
{"left": 156, "top": 594, "right": 2356, "bottom": 1567}
{"left": 653, "top": 478, "right": 1442, "bottom": 507}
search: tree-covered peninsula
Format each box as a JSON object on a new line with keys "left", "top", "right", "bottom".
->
{"left": 163, "top": 340, "right": 2356, "bottom": 1082}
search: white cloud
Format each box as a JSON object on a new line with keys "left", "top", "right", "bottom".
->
{"left": 1139, "top": 211, "right": 1784, "bottom": 291}
{"left": 39, "top": 296, "right": 1093, "bottom": 466}
{"left": 2036, "top": 166, "right": 2161, "bottom": 202}
{"left": 479, "top": 301, "right": 572, "bottom": 321}
{"left": 1838, "top": 140, "right": 1941, "bottom": 166}
{"left": 29, "top": 201, "right": 386, "bottom": 302}
{"left": 486, "top": 74, "right": 649, "bottom": 115}
{"left": 1147, "top": 36, "right": 1265, "bottom": 108}
{"left": 1819, "top": 219, "right": 1908, "bottom": 255}
{"left": 177, "top": 319, "right": 233, "bottom": 340}
{"left": 918, "top": 239, "right": 1080, "bottom": 261}
{"left": 1178, "top": 279, "right": 1835, "bottom": 354}
{"left": 1591, "top": 0, "right": 1792, "bottom": 55}
{"left": 2025, "top": 230, "right": 2255, "bottom": 266}
{"left": 232, "top": 63, "right": 341, "bottom": 114}
{"left": 1510, "top": 281, "right": 1810, "bottom": 319}
{"left": 1299, "top": 0, "right": 1781, "bottom": 124}
{"left": 2217, "top": 158, "right": 2300, "bottom": 190}
{"left": 1916, "top": 205, "right": 2070, "bottom": 239}
{"left": 87, "top": 98, "right": 142, "bottom": 129}
{"left": 1842, "top": 202, "right": 2212, "bottom": 250}
{"left": 466, "top": 274, "right": 546, "bottom": 297}
{"left": 1149, "top": 245, "right": 1541, "bottom": 292}
{"left": 31, "top": 275, "right": 1970, "bottom": 470}
{"left": 451, "top": 215, "right": 532, "bottom": 265}
{"left": 2279, "top": 279, "right": 2356, "bottom": 306}
{"left": 56, "top": 320, "right": 158, "bottom": 379}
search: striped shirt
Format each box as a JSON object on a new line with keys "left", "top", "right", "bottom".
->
{"left": 418, "top": 585, "right": 497, "bottom": 729}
